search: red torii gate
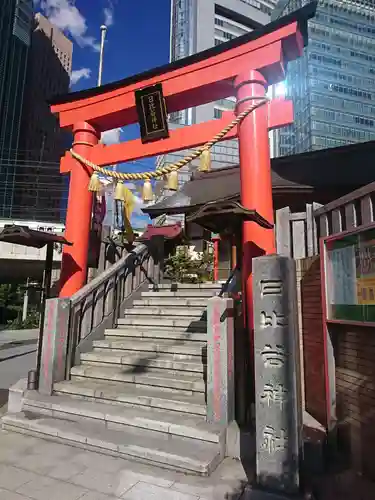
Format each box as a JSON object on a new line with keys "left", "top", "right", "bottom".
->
{"left": 50, "top": 4, "right": 315, "bottom": 333}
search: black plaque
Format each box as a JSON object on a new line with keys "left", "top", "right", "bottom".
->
{"left": 135, "top": 83, "right": 169, "bottom": 144}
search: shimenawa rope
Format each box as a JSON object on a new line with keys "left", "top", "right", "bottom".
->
{"left": 69, "top": 96, "right": 269, "bottom": 182}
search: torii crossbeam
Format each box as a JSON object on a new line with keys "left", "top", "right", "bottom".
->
{"left": 50, "top": 3, "right": 316, "bottom": 335}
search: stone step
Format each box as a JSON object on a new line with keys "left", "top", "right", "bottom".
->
{"left": 93, "top": 339, "right": 206, "bottom": 357}
{"left": 117, "top": 316, "right": 207, "bottom": 330}
{"left": 105, "top": 328, "right": 207, "bottom": 342}
{"left": 133, "top": 298, "right": 209, "bottom": 308}
{"left": 22, "top": 392, "right": 221, "bottom": 444}
{"left": 69, "top": 364, "right": 206, "bottom": 396}
{"left": 142, "top": 290, "right": 216, "bottom": 298}
{"left": 150, "top": 283, "right": 222, "bottom": 290}
{"left": 80, "top": 351, "right": 205, "bottom": 373}
{"left": 123, "top": 307, "right": 205, "bottom": 318}
{"left": 2, "top": 412, "right": 221, "bottom": 475}
{"left": 91, "top": 348, "right": 204, "bottom": 363}
{"left": 56, "top": 377, "right": 206, "bottom": 415}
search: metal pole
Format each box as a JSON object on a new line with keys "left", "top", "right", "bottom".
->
{"left": 22, "top": 277, "right": 29, "bottom": 322}
{"left": 98, "top": 25, "right": 107, "bottom": 86}
{"left": 29, "top": 242, "right": 55, "bottom": 390}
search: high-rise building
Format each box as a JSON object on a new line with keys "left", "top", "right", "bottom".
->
{"left": 0, "top": 0, "right": 33, "bottom": 218}
{"left": 158, "top": 0, "right": 277, "bottom": 191}
{"left": 15, "top": 13, "right": 73, "bottom": 222}
{"left": 273, "top": 0, "right": 375, "bottom": 157}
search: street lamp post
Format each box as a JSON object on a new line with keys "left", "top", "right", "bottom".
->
{"left": 98, "top": 25, "right": 107, "bottom": 86}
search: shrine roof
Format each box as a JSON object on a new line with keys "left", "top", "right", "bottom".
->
{"left": 0, "top": 225, "right": 72, "bottom": 248}
{"left": 50, "top": 2, "right": 316, "bottom": 106}
{"left": 144, "top": 140, "right": 375, "bottom": 218}
{"left": 137, "top": 223, "right": 183, "bottom": 242}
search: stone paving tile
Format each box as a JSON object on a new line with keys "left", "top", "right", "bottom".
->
{"left": 115, "top": 469, "right": 174, "bottom": 489}
{"left": 71, "top": 451, "right": 127, "bottom": 474}
{"left": 0, "top": 430, "right": 39, "bottom": 450}
{"left": 0, "top": 464, "right": 39, "bottom": 491}
{"left": 121, "top": 481, "right": 200, "bottom": 500}
{"left": 16, "top": 475, "right": 87, "bottom": 500}
{"left": 170, "top": 480, "right": 243, "bottom": 500}
{"left": 48, "top": 460, "right": 87, "bottom": 481}
{"left": 78, "top": 492, "right": 122, "bottom": 500}
{"left": 15, "top": 451, "right": 63, "bottom": 475}
{"left": 0, "top": 431, "right": 39, "bottom": 465}
{"left": 69, "top": 468, "right": 139, "bottom": 497}
{"left": 0, "top": 488, "right": 31, "bottom": 500}
{"left": 29, "top": 440, "right": 78, "bottom": 459}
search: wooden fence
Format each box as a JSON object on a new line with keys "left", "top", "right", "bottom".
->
{"left": 275, "top": 203, "right": 322, "bottom": 259}
{"left": 314, "top": 181, "right": 375, "bottom": 238}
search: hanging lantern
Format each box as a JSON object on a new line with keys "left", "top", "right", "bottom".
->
{"left": 199, "top": 148, "right": 211, "bottom": 172}
{"left": 88, "top": 172, "right": 102, "bottom": 192}
{"left": 142, "top": 179, "right": 153, "bottom": 202}
{"left": 167, "top": 170, "right": 178, "bottom": 191}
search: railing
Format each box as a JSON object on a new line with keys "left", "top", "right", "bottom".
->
{"left": 66, "top": 244, "right": 154, "bottom": 376}
{"left": 38, "top": 237, "right": 164, "bottom": 395}
{"left": 314, "top": 181, "right": 375, "bottom": 238}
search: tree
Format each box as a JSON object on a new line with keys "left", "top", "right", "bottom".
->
{"left": 0, "top": 283, "right": 23, "bottom": 326}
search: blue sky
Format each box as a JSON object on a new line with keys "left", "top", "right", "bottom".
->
{"left": 35, "top": 0, "right": 172, "bottom": 227}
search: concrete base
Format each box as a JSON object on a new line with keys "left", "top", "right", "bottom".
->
{"left": 7, "top": 378, "right": 27, "bottom": 414}
{"left": 226, "top": 421, "right": 255, "bottom": 462}
{"left": 241, "top": 485, "right": 303, "bottom": 499}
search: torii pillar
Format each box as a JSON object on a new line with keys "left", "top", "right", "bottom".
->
{"left": 235, "top": 70, "right": 275, "bottom": 338}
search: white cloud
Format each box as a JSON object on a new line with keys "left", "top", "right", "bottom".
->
{"left": 39, "top": 0, "right": 100, "bottom": 51}
{"left": 104, "top": 7, "right": 113, "bottom": 27}
{"left": 70, "top": 67, "right": 91, "bottom": 85}
{"left": 101, "top": 128, "right": 122, "bottom": 145}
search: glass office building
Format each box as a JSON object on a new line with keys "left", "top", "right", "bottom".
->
{"left": 273, "top": 0, "right": 375, "bottom": 156}
{"left": 157, "top": 0, "right": 277, "bottom": 198}
{"left": 0, "top": 0, "right": 33, "bottom": 217}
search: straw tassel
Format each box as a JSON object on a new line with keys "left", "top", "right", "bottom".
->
{"left": 123, "top": 187, "right": 135, "bottom": 220}
{"left": 114, "top": 181, "right": 126, "bottom": 201}
{"left": 199, "top": 148, "right": 211, "bottom": 172}
{"left": 167, "top": 170, "right": 178, "bottom": 191}
{"left": 88, "top": 172, "right": 102, "bottom": 192}
{"left": 142, "top": 179, "right": 153, "bottom": 202}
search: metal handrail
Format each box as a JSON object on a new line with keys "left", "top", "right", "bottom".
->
{"left": 65, "top": 243, "right": 154, "bottom": 377}
{"left": 70, "top": 244, "right": 146, "bottom": 305}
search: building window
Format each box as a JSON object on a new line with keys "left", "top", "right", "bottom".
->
{"left": 214, "top": 108, "right": 223, "bottom": 119}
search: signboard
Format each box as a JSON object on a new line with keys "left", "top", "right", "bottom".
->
{"left": 325, "top": 226, "right": 375, "bottom": 322}
{"left": 135, "top": 83, "right": 169, "bottom": 144}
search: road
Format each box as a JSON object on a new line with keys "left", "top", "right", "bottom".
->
{"left": 0, "top": 330, "right": 38, "bottom": 411}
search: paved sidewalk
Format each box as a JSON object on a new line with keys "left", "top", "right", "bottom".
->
{"left": 0, "top": 429, "right": 263, "bottom": 500}
{"left": 0, "top": 329, "right": 38, "bottom": 348}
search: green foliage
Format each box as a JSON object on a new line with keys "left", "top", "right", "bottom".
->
{"left": 164, "top": 246, "right": 213, "bottom": 283}
{"left": 0, "top": 283, "right": 41, "bottom": 330}
{"left": 6, "top": 308, "right": 40, "bottom": 330}
{"left": 0, "top": 284, "right": 23, "bottom": 326}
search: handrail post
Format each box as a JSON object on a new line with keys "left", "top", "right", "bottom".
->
{"left": 39, "top": 297, "right": 71, "bottom": 395}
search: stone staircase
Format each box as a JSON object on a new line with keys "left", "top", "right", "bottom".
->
{"left": 3, "top": 282, "right": 227, "bottom": 476}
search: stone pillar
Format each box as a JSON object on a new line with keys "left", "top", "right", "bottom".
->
{"left": 39, "top": 298, "right": 70, "bottom": 395}
{"left": 207, "top": 296, "right": 235, "bottom": 426}
{"left": 253, "top": 255, "right": 302, "bottom": 495}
